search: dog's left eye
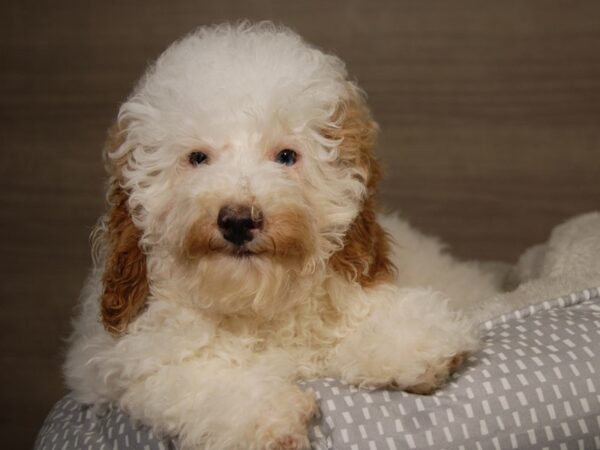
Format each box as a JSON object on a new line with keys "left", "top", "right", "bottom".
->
{"left": 188, "top": 151, "right": 209, "bottom": 166}
{"left": 274, "top": 149, "right": 298, "bottom": 166}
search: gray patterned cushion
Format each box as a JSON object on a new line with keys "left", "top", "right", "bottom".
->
{"left": 35, "top": 287, "right": 600, "bottom": 450}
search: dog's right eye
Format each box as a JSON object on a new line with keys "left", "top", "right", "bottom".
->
{"left": 274, "top": 149, "right": 298, "bottom": 166}
{"left": 188, "top": 151, "right": 209, "bottom": 166}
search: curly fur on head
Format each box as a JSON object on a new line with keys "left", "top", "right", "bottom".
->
{"left": 66, "top": 22, "right": 498, "bottom": 450}
{"left": 95, "top": 22, "right": 394, "bottom": 331}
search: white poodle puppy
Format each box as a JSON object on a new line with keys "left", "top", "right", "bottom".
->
{"left": 65, "top": 22, "right": 502, "bottom": 450}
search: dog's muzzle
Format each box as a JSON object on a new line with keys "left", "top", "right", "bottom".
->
{"left": 217, "top": 204, "right": 263, "bottom": 246}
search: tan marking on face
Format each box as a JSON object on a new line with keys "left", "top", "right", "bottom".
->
{"left": 181, "top": 206, "right": 315, "bottom": 267}
{"left": 258, "top": 208, "right": 314, "bottom": 262}
{"left": 180, "top": 216, "right": 228, "bottom": 259}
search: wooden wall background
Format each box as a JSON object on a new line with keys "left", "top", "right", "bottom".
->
{"left": 2, "top": 1, "right": 599, "bottom": 448}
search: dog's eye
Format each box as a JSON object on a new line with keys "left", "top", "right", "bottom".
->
{"left": 274, "top": 149, "right": 298, "bottom": 166}
{"left": 188, "top": 151, "right": 209, "bottom": 166}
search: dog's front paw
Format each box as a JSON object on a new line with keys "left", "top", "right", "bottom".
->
{"left": 256, "top": 388, "right": 316, "bottom": 450}
{"left": 265, "top": 433, "right": 310, "bottom": 450}
{"left": 331, "top": 288, "right": 479, "bottom": 394}
{"left": 337, "top": 348, "right": 471, "bottom": 394}
{"left": 402, "top": 352, "right": 468, "bottom": 395}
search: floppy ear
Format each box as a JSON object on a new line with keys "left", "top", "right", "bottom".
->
{"left": 327, "top": 88, "right": 396, "bottom": 287}
{"left": 96, "top": 124, "right": 149, "bottom": 335}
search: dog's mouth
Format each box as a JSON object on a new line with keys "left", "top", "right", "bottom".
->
{"left": 182, "top": 212, "right": 313, "bottom": 263}
{"left": 224, "top": 243, "right": 266, "bottom": 259}
{"left": 229, "top": 248, "right": 258, "bottom": 258}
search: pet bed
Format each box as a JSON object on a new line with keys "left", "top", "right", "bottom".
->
{"left": 34, "top": 213, "right": 600, "bottom": 450}
{"left": 34, "top": 287, "right": 600, "bottom": 450}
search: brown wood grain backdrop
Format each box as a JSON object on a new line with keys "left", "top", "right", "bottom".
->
{"left": 2, "top": 1, "right": 599, "bottom": 448}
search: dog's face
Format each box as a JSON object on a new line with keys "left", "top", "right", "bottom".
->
{"left": 99, "top": 24, "right": 393, "bottom": 333}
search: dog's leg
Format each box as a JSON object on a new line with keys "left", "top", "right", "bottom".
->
{"left": 329, "top": 286, "right": 479, "bottom": 394}
{"left": 118, "top": 356, "right": 316, "bottom": 450}
{"left": 66, "top": 297, "right": 316, "bottom": 450}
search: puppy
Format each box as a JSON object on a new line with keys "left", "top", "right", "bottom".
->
{"left": 65, "top": 22, "right": 501, "bottom": 450}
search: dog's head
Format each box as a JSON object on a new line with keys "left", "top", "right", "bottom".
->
{"left": 97, "top": 23, "right": 394, "bottom": 334}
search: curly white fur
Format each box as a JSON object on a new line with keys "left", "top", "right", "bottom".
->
{"left": 65, "top": 22, "right": 503, "bottom": 450}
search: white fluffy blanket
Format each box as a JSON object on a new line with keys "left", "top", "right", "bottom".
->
{"left": 479, "top": 211, "right": 600, "bottom": 322}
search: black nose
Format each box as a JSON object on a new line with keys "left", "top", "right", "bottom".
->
{"left": 217, "top": 205, "right": 262, "bottom": 246}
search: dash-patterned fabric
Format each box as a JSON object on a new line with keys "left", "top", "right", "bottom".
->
{"left": 35, "top": 288, "right": 600, "bottom": 450}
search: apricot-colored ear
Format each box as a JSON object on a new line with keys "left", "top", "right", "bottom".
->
{"left": 327, "top": 89, "right": 395, "bottom": 287}
{"left": 97, "top": 124, "right": 149, "bottom": 335}
{"left": 99, "top": 185, "right": 148, "bottom": 335}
